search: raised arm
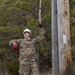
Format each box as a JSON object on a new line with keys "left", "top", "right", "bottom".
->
{"left": 33, "top": 27, "right": 45, "bottom": 44}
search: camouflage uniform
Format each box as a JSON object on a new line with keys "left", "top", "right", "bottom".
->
{"left": 9, "top": 28, "right": 45, "bottom": 75}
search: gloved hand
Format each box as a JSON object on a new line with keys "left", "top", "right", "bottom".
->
{"left": 13, "top": 44, "right": 19, "bottom": 50}
{"left": 39, "top": 24, "right": 44, "bottom": 28}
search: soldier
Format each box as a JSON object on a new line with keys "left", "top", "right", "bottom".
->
{"left": 9, "top": 24, "right": 45, "bottom": 75}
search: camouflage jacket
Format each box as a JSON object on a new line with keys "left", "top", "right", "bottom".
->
{"left": 9, "top": 28, "right": 45, "bottom": 61}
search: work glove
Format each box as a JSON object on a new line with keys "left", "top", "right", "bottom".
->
{"left": 39, "top": 24, "right": 44, "bottom": 28}
{"left": 10, "top": 43, "right": 19, "bottom": 51}
{"left": 13, "top": 44, "right": 19, "bottom": 50}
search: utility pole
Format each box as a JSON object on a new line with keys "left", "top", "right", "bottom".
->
{"left": 37, "top": 0, "right": 42, "bottom": 73}
{"left": 52, "top": 0, "right": 72, "bottom": 75}
{"left": 39, "top": 0, "right": 42, "bottom": 24}
{"left": 57, "top": 0, "right": 72, "bottom": 75}
{"left": 52, "top": 0, "right": 59, "bottom": 75}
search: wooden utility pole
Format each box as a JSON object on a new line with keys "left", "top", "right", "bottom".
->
{"left": 52, "top": 0, "right": 72, "bottom": 75}
{"left": 52, "top": 0, "right": 59, "bottom": 75}
{"left": 57, "top": 0, "right": 72, "bottom": 75}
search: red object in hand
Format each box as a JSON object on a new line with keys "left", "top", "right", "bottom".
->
{"left": 39, "top": 24, "right": 44, "bottom": 28}
{"left": 13, "top": 45, "right": 18, "bottom": 50}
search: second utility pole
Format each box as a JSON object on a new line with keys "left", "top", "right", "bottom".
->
{"left": 52, "top": 0, "right": 59, "bottom": 75}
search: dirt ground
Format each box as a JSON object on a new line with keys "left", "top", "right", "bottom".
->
{"left": 73, "top": 60, "right": 75, "bottom": 75}
{"left": 0, "top": 68, "right": 9, "bottom": 75}
{"left": 41, "top": 68, "right": 52, "bottom": 75}
{"left": 41, "top": 61, "right": 75, "bottom": 75}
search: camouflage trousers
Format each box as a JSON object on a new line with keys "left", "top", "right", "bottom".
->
{"left": 19, "top": 59, "right": 40, "bottom": 75}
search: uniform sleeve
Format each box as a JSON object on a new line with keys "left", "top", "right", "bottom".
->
{"left": 9, "top": 39, "right": 22, "bottom": 46}
{"left": 33, "top": 28, "right": 45, "bottom": 44}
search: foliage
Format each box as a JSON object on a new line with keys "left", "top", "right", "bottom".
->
{"left": 5, "top": 59, "right": 19, "bottom": 75}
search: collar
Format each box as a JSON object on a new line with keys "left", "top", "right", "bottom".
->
{"left": 24, "top": 37, "right": 31, "bottom": 41}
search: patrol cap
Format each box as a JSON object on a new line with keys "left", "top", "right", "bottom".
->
{"left": 23, "top": 28, "right": 31, "bottom": 34}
